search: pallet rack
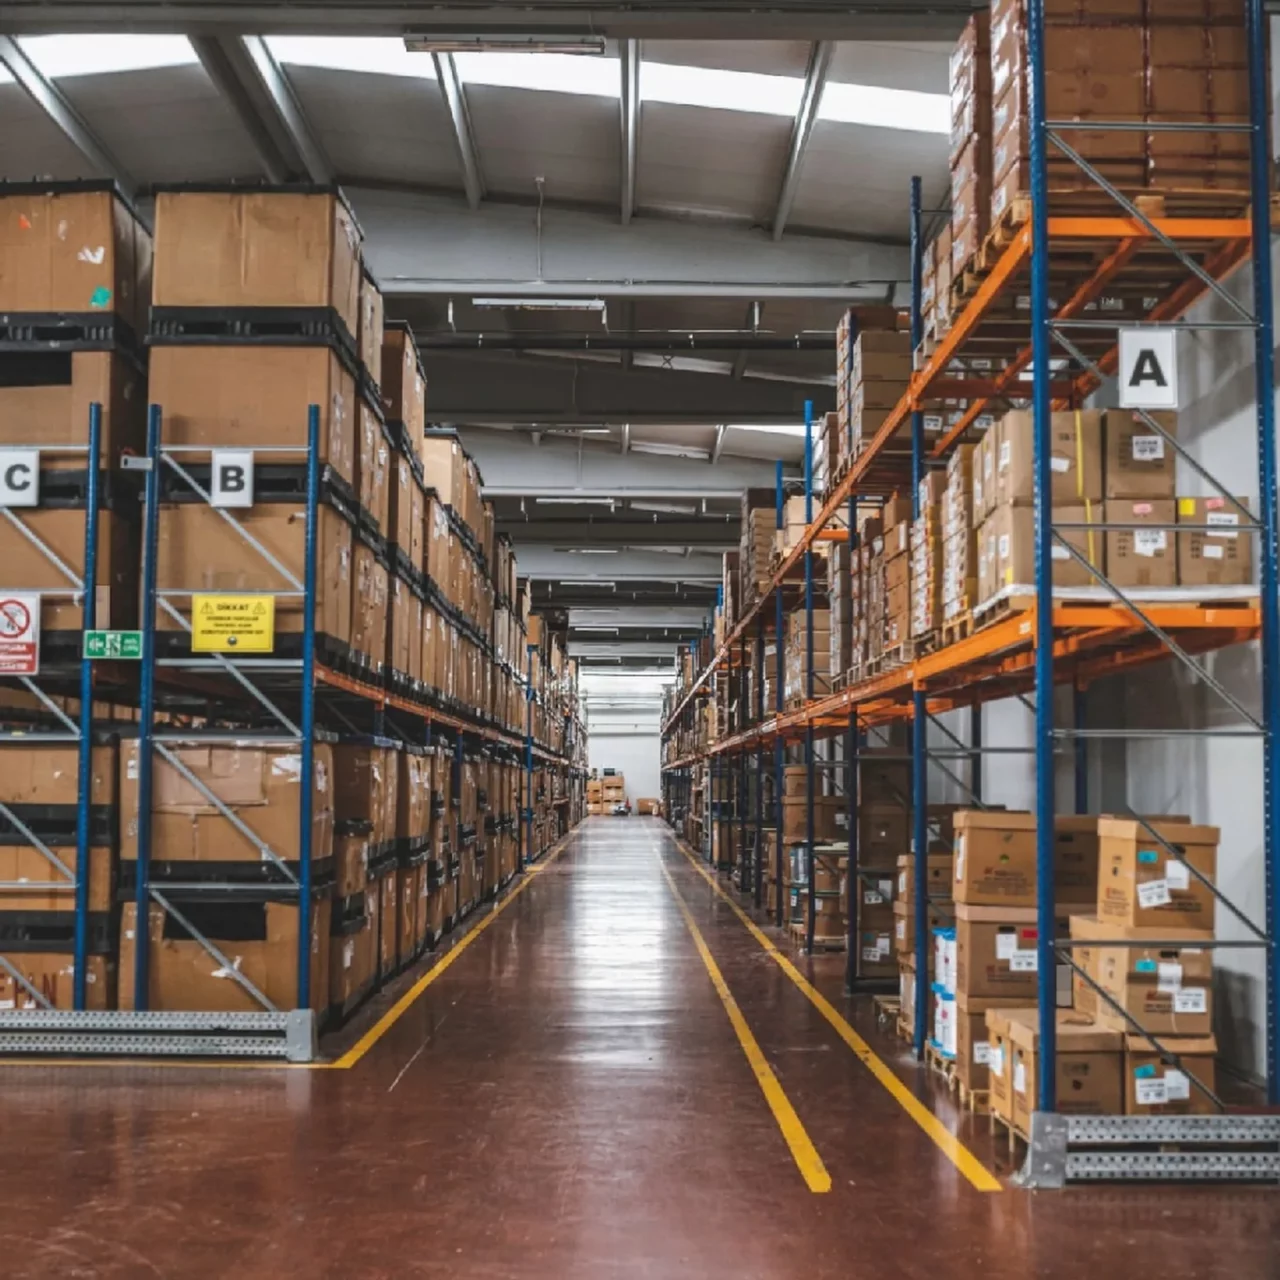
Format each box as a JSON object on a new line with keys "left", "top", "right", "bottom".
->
{"left": 662, "top": 0, "right": 1280, "bottom": 1183}
{"left": 0, "top": 403, "right": 582, "bottom": 1061}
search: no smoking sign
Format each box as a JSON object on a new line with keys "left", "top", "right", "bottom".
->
{"left": 0, "top": 593, "right": 40, "bottom": 675}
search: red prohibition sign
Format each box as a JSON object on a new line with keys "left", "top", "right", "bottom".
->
{"left": 0, "top": 599, "right": 31, "bottom": 638}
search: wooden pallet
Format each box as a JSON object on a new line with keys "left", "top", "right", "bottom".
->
{"left": 896, "top": 1015, "right": 914, "bottom": 1044}
{"left": 924, "top": 1039, "right": 956, "bottom": 1086}
{"left": 788, "top": 922, "right": 847, "bottom": 952}
{"left": 958, "top": 1079, "right": 990, "bottom": 1116}
{"left": 873, "top": 994, "right": 900, "bottom": 1032}
{"left": 990, "top": 1108, "right": 1028, "bottom": 1155}
{"left": 940, "top": 609, "right": 974, "bottom": 647}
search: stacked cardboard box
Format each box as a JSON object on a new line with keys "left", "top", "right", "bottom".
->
{"left": 854, "top": 749, "right": 911, "bottom": 980}
{"left": 950, "top": 12, "right": 992, "bottom": 277}
{"left": 911, "top": 471, "right": 946, "bottom": 639}
{"left": 784, "top": 608, "right": 832, "bottom": 705}
{"left": 828, "top": 542, "right": 854, "bottom": 679}
{"left": 740, "top": 488, "right": 779, "bottom": 609}
{"left": 942, "top": 443, "right": 978, "bottom": 623}
{"left": 922, "top": 223, "right": 955, "bottom": 344}
{"left": 848, "top": 330, "right": 913, "bottom": 460}
{"left": 602, "top": 773, "right": 626, "bottom": 807}
{"left": 790, "top": 843, "right": 847, "bottom": 946}
{"left": 882, "top": 495, "right": 912, "bottom": 652}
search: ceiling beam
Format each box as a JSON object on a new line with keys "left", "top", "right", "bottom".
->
{"left": 773, "top": 41, "right": 834, "bottom": 242}
{"left": 620, "top": 37, "right": 640, "bottom": 226}
{"left": 241, "top": 34, "right": 333, "bottom": 183}
{"left": 432, "top": 52, "right": 485, "bottom": 211}
{"left": 191, "top": 33, "right": 292, "bottom": 181}
{"left": 732, "top": 301, "right": 759, "bottom": 380}
{"left": 710, "top": 424, "right": 727, "bottom": 465}
{"left": 620, "top": 422, "right": 631, "bottom": 454}
{"left": 498, "top": 519, "right": 738, "bottom": 548}
{"left": 0, "top": 35, "right": 136, "bottom": 198}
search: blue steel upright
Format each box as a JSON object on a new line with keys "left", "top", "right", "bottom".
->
{"left": 844, "top": 490, "right": 858, "bottom": 988}
{"left": 755, "top": 615, "right": 765, "bottom": 906}
{"left": 72, "top": 404, "right": 102, "bottom": 1011}
{"left": 909, "top": 175, "right": 930, "bottom": 1058}
{"left": 1246, "top": 0, "right": 1280, "bottom": 1105}
{"left": 132, "top": 404, "right": 163, "bottom": 1008}
{"left": 774, "top": 458, "right": 786, "bottom": 927}
{"left": 295, "top": 405, "right": 321, "bottom": 1010}
{"left": 1027, "top": 0, "right": 1058, "bottom": 1110}
{"left": 804, "top": 399, "right": 816, "bottom": 951}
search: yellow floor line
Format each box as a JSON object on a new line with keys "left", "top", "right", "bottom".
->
{"left": 0, "top": 839, "right": 572, "bottom": 1074}
{"left": 672, "top": 841, "right": 1002, "bottom": 1194}
{"left": 656, "top": 855, "right": 831, "bottom": 1195}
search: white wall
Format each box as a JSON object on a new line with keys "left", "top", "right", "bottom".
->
{"left": 582, "top": 671, "right": 665, "bottom": 803}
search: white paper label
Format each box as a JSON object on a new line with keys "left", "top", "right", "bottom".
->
{"left": 1013, "top": 1062, "right": 1027, "bottom": 1095}
{"left": 1164, "top": 1069, "right": 1192, "bottom": 1101}
{"left": 1050, "top": 455, "right": 1070, "bottom": 473}
{"left": 1010, "top": 950, "right": 1039, "bottom": 972}
{"left": 1138, "top": 879, "right": 1172, "bottom": 908}
{"left": 954, "top": 834, "right": 966, "bottom": 883}
{"left": 998, "top": 440, "right": 1011, "bottom": 471}
{"left": 1134, "top": 529, "right": 1167, "bottom": 557}
{"left": 996, "top": 932, "right": 1018, "bottom": 960}
{"left": 1206, "top": 511, "right": 1240, "bottom": 537}
{"left": 862, "top": 947, "right": 881, "bottom": 963}
{"left": 879, "top": 879, "right": 894, "bottom": 902}
{"left": 865, "top": 888, "right": 885, "bottom": 905}
{"left": 1174, "top": 987, "right": 1207, "bottom": 1014}
{"left": 998, "top": 533, "right": 1010, "bottom": 558}
{"left": 989, "top": 1045, "right": 1005, "bottom": 1076}
{"left": 1157, "top": 961, "right": 1183, "bottom": 993}
{"left": 1135, "top": 1077, "right": 1168, "bottom": 1107}
{"left": 878, "top": 935, "right": 891, "bottom": 958}
{"left": 1166, "top": 860, "right": 1191, "bottom": 891}
{"left": 1203, "top": 544, "right": 1225, "bottom": 560}
{"left": 973, "top": 1040, "right": 991, "bottom": 1066}
{"left": 1051, "top": 545, "right": 1070, "bottom": 561}
{"left": 896, "top": 919, "right": 906, "bottom": 941}
{"left": 1131, "top": 434, "right": 1165, "bottom": 461}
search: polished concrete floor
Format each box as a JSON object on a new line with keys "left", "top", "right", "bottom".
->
{"left": 2, "top": 817, "right": 1278, "bottom": 1278}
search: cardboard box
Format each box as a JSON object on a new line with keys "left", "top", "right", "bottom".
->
{"left": 953, "top": 809, "right": 1037, "bottom": 906}
{"left": 1097, "top": 818, "right": 1218, "bottom": 933}
{"left": 382, "top": 322, "right": 426, "bottom": 439}
{"left": 120, "top": 896, "right": 332, "bottom": 1013}
{"left": 1069, "top": 914, "right": 1213, "bottom": 1037}
{"left": 1104, "top": 410, "right": 1177, "bottom": 500}
{"left": 979, "top": 501, "right": 1104, "bottom": 600}
{"left": 153, "top": 187, "right": 362, "bottom": 339}
{"left": 955, "top": 991, "right": 1008, "bottom": 1092}
{"left": 0, "top": 183, "right": 150, "bottom": 331}
{"left": 893, "top": 900, "right": 951, "bottom": 957}
{"left": 955, "top": 904, "right": 1040, "bottom": 999}
{"left": 1124, "top": 1034, "right": 1217, "bottom": 1115}
{"left": 357, "top": 401, "right": 391, "bottom": 534}
{"left": 358, "top": 268, "right": 384, "bottom": 389}
{"left": 1008, "top": 1008, "right": 1124, "bottom": 1133}
{"left": 329, "top": 907, "right": 377, "bottom": 1017}
{"left": 985, "top": 1005, "right": 1017, "bottom": 1123}
{"left": 1177, "top": 496, "right": 1253, "bottom": 588}
{"left": 149, "top": 345, "right": 358, "bottom": 486}
{"left": 1105, "top": 499, "right": 1177, "bottom": 589}
{"left": 897, "top": 852, "right": 954, "bottom": 905}
{"left": 1054, "top": 815, "right": 1101, "bottom": 906}
{"left": 0, "top": 954, "right": 115, "bottom": 1012}
{"left": 996, "top": 409, "right": 1104, "bottom": 506}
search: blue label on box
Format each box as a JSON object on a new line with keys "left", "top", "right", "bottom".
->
{"left": 1134, "top": 1064, "right": 1157, "bottom": 1079}
{"left": 1138, "top": 850, "right": 1159, "bottom": 864}
{"left": 1136, "top": 959, "right": 1157, "bottom": 973}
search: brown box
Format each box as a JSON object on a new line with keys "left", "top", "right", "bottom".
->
{"left": 1097, "top": 818, "right": 1218, "bottom": 933}
{"left": 997, "top": 409, "right": 1104, "bottom": 506}
{"left": 1105, "top": 499, "right": 1178, "bottom": 589}
{"left": 149, "top": 345, "right": 358, "bottom": 486}
{"left": 155, "top": 500, "right": 353, "bottom": 646}
{"left": 351, "top": 538, "right": 390, "bottom": 667}
{"left": 852, "top": 329, "right": 913, "bottom": 385}
{"left": 954, "top": 809, "right": 1037, "bottom": 906}
{"left": 359, "top": 268, "right": 384, "bottom": 389}
{"left": 897, "top": 852, "right": 954, "bottom": 905}
{"left": 1124, "top": 1034, "right": 1217, "bottom": 1116}
{"left": 153, "top": 187, "right": 361, "bottom": 339}
{"left": 980, "top": 501, "right": 1104, "bottom": 600}
{"left": 1104, "top": 410, "right": 1177, "bottom": 500}
{"left": 382, "top": 322, "right": 426, "bottom": 440}
{"left": 357, "top": 402, "right": 391, "bottom": 535}
{"left": 333, "top": 743, "right": 398, "bottom": 850}
{"left": 1008, "top": 1008, "right": 1124, "bottom": 1133}
{"left": 121, "top": 740, "right": 335, "bottom": 867}
{"left": 955, "top": 904, "right": 1040, "bottom": 998}
{"left": 859, "top": 804, "right": 910, "bottom": 866}
{"left": 1177, "top": 496, "right": 1253, "bottom": 588}
{"left": 955, "top": 991, "right": 1008, "bottom": 1093}
{"left": 1069, "top": 914, "right": 1213, "bottom": 1037}
{"left": 0, "top": 954, "right": 114, "bottom": 1011}
{"left": 1054, "top": 815, "right": 1101, "bottom": 906}
{"left": 986, "top": 1005, "right": 1017, "bottom": 1123}
{"left": 329, "top": 908, "right": 377, "bottom": 1016}
{"left": 121, "top": 897, "right": 331, "bottom": 1013}
{"left": 0, "top": 183, "right": 151, "bottom": 331}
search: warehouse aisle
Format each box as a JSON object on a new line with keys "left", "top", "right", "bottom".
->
{"left": 1, "top": 818, "right": 1279, "bottom": 1279}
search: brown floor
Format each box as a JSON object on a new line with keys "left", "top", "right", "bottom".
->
{"left": 1, "top": 817, "right": 1278, "bottom": 1279}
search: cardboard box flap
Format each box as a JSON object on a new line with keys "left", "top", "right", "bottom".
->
{"left": 955, "top": 903, "right": 1039, "bottom": 924}
{"left": 1007, "top": 1007, "right": 1124, "bottom": 1053}
{"left": 1097, "top": 818, "right": 1219, "bottom": 847}
{"left": 955, "top": 808, "right": 1036, "bottom": 831}
{"left": 1124, "top": 1034, "right": 1217, "bottom": 1056}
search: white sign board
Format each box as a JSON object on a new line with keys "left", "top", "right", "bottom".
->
{"left": 0, "top": 450, "right": 39, "bottom": 507}
{"left": 1118, "top": 328, "right": 1179, "bottom": 411}
{"left": 211, "top": 450, "right": 254, "bottom": 508}
{"left": 0, "top": 592, "right": 40, "bottom": 674}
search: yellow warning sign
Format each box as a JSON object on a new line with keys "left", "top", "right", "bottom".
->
{"left": 191, "top": 594, "right": 276, "bottom": 653}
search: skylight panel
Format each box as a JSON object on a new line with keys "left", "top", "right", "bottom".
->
{"left": 266, "top": 36, "right": 435, "bottom": 79}
{"left": 454, "top": 51, "right": 619, "bottom": 98}
{"left": 641, "top": 62, "right": 801, "bottom": 117}
{"left": 819, "top": 81, "right": 949, "bottom": 134}
{"left": 19, "top": 34, "right": 197, "bottom": 79}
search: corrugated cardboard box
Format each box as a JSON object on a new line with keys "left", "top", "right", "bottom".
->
{"left": 1124, "top": 1034, "right": 1217, "bottom": 1115}
{"left": 1104, "top": 410, "right": 1177, "bottom": 500}
{"left": 152, "top": 187, "right": 361, "bottom": 339}
{"left": 1177, "top": 496, "right": 1253, "bottom": 588}
{"left": 955, "top": 904, "right": 1040, "bottom": 998}
{"left": 996, "top": 409, "right": 1104, "bottom": 507}
{"left": 985, "top": 1005, "right": 1017, "bottom": 1124}
{"left": 1097, "top": 818, "right": 1218, "bottom": 932}
{"left": 357, "top": 402, "right": 391, "bottom": 534}
{"left": 1008, "top": 1008, "right": 1123, "bottom": 1133}
{"left": 1105, "top": 499, "right": 1177, "bottom": 589}
{"left": 1069, "top": 913, "right": 1212, "bottom": 1037}
{"left": 382, "top": 322, "right": 426, "bottom": 440}
{"left": 954, "top": 809, "right": 1037, "bottom": 906}
{"left": 979, "top": 500, "right": 1105, "bottom": 600}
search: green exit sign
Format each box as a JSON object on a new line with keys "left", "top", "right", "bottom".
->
{"left": 83, "top": 630, "right": 143, "bottom": 660}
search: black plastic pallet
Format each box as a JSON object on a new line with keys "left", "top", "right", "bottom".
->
{"left": 119, "top": 857, "right": 335, "bottom": 895}
{"left": 0, "top": 803, "right": 117, "bottom": 848}
{"left": 0, "top": 311, "right": 142, "bottom": 357}
{"left": 0, "top": 909, "right": 116, "bottom": 955}
{"left": 148, "top": 306, "right": 357, "bottom": 359}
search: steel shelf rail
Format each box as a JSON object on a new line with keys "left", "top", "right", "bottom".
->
{"left": 0, "top": 405, "right": 104, "bottom": 1015}
{"left": 661, "top": 0, "right": 1279, "bottom": 1183}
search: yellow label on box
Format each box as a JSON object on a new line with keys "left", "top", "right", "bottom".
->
{"left": 1178, "top": 498, "right": 1197, "bottom": 517}
{"left": 191, "top": 594, "right": 275, "bottom": 653}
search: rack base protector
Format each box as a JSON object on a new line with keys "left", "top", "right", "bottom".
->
{"left": 0, "top": 1009, "right": 316, "bottom": 1062}
{"left": 1015, "top": 1112, "right": 1280, "bottom": 1187}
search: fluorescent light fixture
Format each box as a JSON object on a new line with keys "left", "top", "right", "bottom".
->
{"left": 630, "top": 441, "right": 711, "bottom": 461}
{"left": 573, "top": 626, "right": 620, "bottom": 634}
{"left": 728, "top": 424, "right": 809, "bottom": 437}
{"left": 534, "top": 497, "right": 616, "bottom": 507}
{"left": 567, "top": 548, "right": 619, "bottom": 555}
{"left": 642, "top": 61, "right": 802, "bottom": 117}
{"left": 819, "top": 81, "right": 949, "bottom": 134}
{"left": 631, "top": 501, "right": 698, "bottom": 515}
{"left": 267, "top": 36, "right": 434, "bottom": 78}
{"left": 473, "top": 297, "right": 606, "bottom": 312}
{"left": 561, "top": 580, "right": 617, "bottom": 588}
{"left": 407, "top": 34, "right": 606, "bottom": 55}
{"left": 19, "top": 34, "right": 197, "bottom": 78}
{"left": 455, "top": 50, "right": 618, "bottom": 98}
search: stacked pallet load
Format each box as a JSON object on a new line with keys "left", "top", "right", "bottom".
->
{"left": 852, "top": 750, "right": 911, "bottom": 979}
{"left": 949, "top": 11, "right": 992, "bottom": 291}
{"left": 941, "top": 443, "right": 978, "bottom": 639}
{"left": 783, "top": 607, "right": 832, "bottom": 706}
{"left": 789, "top": 842, "right": 847, "bottom": 949}
{"left": 894, "top": 848, "right": 954, "bottom": 1037}
{"left": 0, "top": 181, "right": 151, "bottom": 1011}
{"left": 911, "top": 471, "right": 946, "bottom": 646}
{"left": 739, "top": 488, "right": 778, "bottom": 611}
{"left": 848, "top": 329, "right": 913, "bottom": 461}
{"left": 881, "top": 495, "right": 912, "bottom": 662}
